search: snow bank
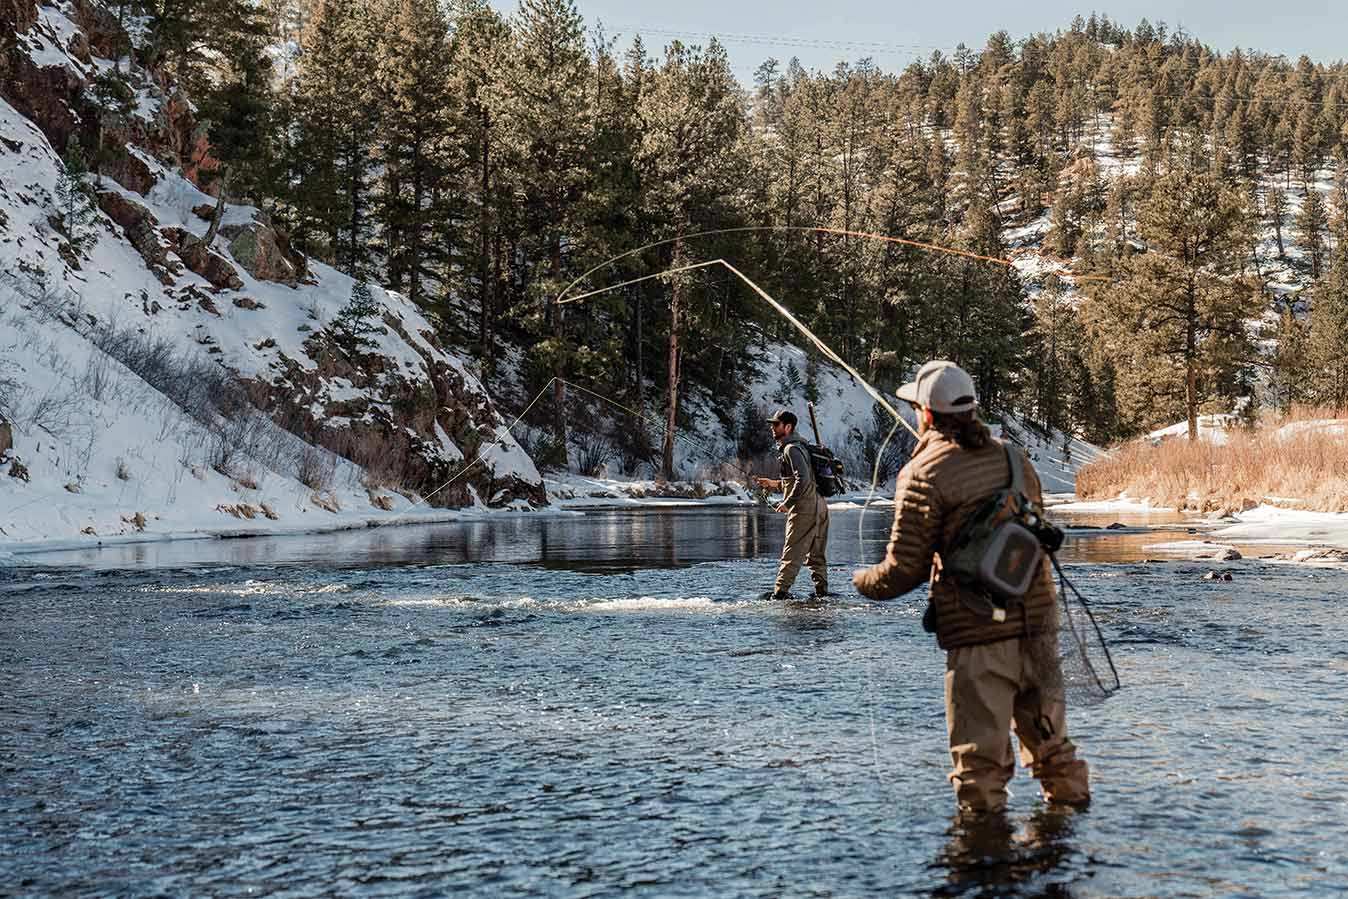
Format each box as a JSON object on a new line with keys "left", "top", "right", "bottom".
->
{"left": 1213, "top": 506, "right": 1348, "bottom": 549}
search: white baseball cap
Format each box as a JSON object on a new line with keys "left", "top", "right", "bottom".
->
{"left": 896, "top": 360, "right": 978, "bottom": 413}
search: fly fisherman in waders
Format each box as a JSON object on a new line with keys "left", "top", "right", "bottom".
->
{"left": 852, "top": 361, "right": 1089, "bottom": 814}
{"left": 754, "top": 409, "right": 831, "bottom": 599}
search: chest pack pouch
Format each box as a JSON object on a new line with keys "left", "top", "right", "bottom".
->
{"left": 942, "top": 443, "right": 1065, "bottom": 623}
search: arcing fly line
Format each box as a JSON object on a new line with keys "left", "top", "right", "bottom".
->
{"left": 560, "top": 251, "right": 922, "bottom": 560}
{"left": 556, "top": 224, "right": 1109, "bottom": 310}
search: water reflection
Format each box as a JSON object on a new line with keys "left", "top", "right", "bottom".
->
{"left": 931, "top": 807, "right": 1083, "bottom": 897}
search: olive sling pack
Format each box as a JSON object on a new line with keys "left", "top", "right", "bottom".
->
{"left": 940, "top": 442, "right": 1065, "bottom": 623}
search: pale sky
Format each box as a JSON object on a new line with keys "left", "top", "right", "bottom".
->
{"left": 489, "top": 1, "right": 1346, "bottom": 81}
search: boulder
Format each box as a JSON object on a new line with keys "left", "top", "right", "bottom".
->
{"left": 66, "top": 30, "right": 91, "bottom": 64}
{"left": 96, "top": 191, "right": 175, "bottom": 283}
{"left": 224, "top": 222, "right": 305, "bottom": 285}
{"left": 163, "top": 228, "right": 243, "bottom": 290}
{"left": 101, "top": 148, "right": 158, "bottom": 195}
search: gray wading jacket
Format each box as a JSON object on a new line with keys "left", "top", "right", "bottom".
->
{"left": 778, "top": 433, "right": 819, "bottom": 514}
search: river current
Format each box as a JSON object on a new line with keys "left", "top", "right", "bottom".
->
{"left": 3, "top": 506, "right": 1346, "bottom": 896}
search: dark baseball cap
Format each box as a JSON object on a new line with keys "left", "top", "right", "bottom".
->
{"left": 766, "top": 408, "right": 797, "bottom": 427}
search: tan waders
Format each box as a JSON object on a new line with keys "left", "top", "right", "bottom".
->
{"left": 773, "top": 495, "right": 830, "bottom": 596}
{"left": 944, "top": 638, "right": 1090, "bottom": 813}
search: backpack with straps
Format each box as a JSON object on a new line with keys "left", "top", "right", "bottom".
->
{"left": 942, "top": 442, "right": 1064, "bottom": 622}
{"left": 807, "top": 443, "right": 846, "bottom": 497}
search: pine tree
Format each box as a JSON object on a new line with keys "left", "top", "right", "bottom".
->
{"left": 333, "top": 279, "right": 383, "bottom": 352}
{"left": 502, "top": 0, "right": 594, "bottom": 465}
{"left": 1090, "top": 162, "right": 1261, "bottom": 438}
{"left": 197, "top": 0, "right": 275, "bottom": 246}
{"left": 374, "top": 0, "right": 456, "bottom": 306}
{"left": 1268, "top": 186, "right": 1289, "bottom": 260}
{"left": 1307, "top": 244, "right": 1348, "bottom": 408}
{"left": 635, "top": 38, "right": 743, "bottom": 479}
{"left": 1269, "top": 304, "right": 1311, "bottom": 410}
{"left": 88, "top": 70, "right": 135, "bottom": 189}
{"left": 55, "top": 144, "right": 98, "bottom": 253}
{"left": 291, "top": 0, "right": 381, "bottom": 273}
{"left": 1296, "top": 187, "right": 1328, "bottom": 278}
{"left": 446, "top": 0, "right": 512, "bottom": 372}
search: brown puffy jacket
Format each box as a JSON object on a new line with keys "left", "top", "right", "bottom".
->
{"left": 854, "top": 427, "right": 1058, "bottom": 650}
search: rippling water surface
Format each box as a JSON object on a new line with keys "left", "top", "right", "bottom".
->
{"left": 3, "top": 507, "right": 1347, "bottom": 896}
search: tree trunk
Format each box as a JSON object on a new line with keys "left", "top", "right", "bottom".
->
{"left": 409, "top": 140, "right": 423, "bottom": 305}
{"left": 635, "top": 292, "right": 644, "bottom": 412}
{"left": 551, "top": 237, "right": 568, "bottom": 466}
{"left": 203, "top": 166, "right": 231, "bottom": 247}
{"left": 478, "top": 108, "right": 492, "bottom": 363}
{"left": 348, "top": 134, "right": 363, "bottom": 276}
{"left": 1186, "top": 286, "right": 1199, "bottom": 442}
{"left": 662, "top": 239, "right": 684, "bottom": 481}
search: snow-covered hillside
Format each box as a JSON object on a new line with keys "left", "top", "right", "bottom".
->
{"left": 0, "top": 0, "right": 544, "bottom": 548}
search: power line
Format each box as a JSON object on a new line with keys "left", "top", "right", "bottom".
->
{"left": 607, "top": 23, "right": 958, "bottom": 58}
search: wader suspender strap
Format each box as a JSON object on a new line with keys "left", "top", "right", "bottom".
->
{"left": 1004, "top": 441, "right": 1024, "bottom": 497}
{"left": 1003, "top": 440, "right": 1035, "bottom": 639}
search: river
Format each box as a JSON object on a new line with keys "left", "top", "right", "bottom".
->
{"left": 2, "top": 506, "right": 1346, "bottom": 896}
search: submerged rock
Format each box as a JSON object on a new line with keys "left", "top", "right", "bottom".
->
{"left": 1202, "top": 570, "right": 1234, "bottom": 581}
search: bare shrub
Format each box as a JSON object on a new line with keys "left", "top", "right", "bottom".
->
{"left": 20, "top": 384, "right": 82, "bottom": 437}
{"left": 3, "top": 267, "right": 79, "bottom": 326}
{"left": 0, "top": 371, "right": 18, "bottom": 422}
{"left": 80, "top": 353, "right": 113, "bottom": 402}
{"left": 1078, "top": 404, "right": 1348, "bottom": 513}
{"left": 573, "top": 432, "right": 614, "bottom": 477}
{"left": 87, "top": 322, "right": 246, "bottom": 425}
{"left": 296, "top": 444, "right": 336, "bottom": 491}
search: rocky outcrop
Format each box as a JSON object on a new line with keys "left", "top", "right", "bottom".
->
{"left": 161, "top": 227, "right": 243, "bottom": 290}
{"left": 96, "top": 190, "right": 174, "bottom": 284}
{"left": 243, "top": 320, "right": 543, "bottom": 510}
{"left": 0, "top": 416, "right": 12, "bottom": 458}
{"left": 223, "top": 222, "right": 306, "bottom": 285}
{"left": 101, "top": 147, "right": 157, "bottom": 195}
{"left": 0, "top": 48, "right": 85, "bottom": 153}
{"left": 0, "top": 0, "right": 40, "bottom": 87}
{"left": 71, "top": 0, "right": 122, "bottom": 60}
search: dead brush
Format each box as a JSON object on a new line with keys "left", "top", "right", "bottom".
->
{"left": 1078, "top": 405, "right": 1348, "bottom": 513}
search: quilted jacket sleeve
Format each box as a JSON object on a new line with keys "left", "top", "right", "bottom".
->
{"left": 854, "top": 462, "right": 943, "bottom": 600}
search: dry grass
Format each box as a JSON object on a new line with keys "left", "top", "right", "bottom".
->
{"left": 1078, "top": 405, "right": 1348, "bottom": 513}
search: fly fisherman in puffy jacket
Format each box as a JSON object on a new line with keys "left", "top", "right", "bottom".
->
{"left": 852, "top": 361, "right": 1090, "bottom": 815}
{"left": 754, "top": 409, "right": 831, "bottom": 599}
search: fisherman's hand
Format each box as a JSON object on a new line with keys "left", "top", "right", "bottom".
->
{"left": 852, "top": 567, "right": 877, "bottom": 598}
{"left": 775, "top": 503, "right": 787, "bottom": 513}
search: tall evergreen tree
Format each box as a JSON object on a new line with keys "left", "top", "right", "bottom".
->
{"left": 1308, "top": 244, "right": 1348, "bottom": 408}
{"left": 1089, "top": 162, "right": 1260, "bottom": 438}
{"left": 502, "top": 0, "right": 593, "bottom": 464}
{"left": 1296, "top": 187, "right": 1328, "bottom": 279}
{"left": 374, "top": 0, "right": 456, "bottom": 306}
{"left": 635, "top": 38, "right": 744, "bottom": 479}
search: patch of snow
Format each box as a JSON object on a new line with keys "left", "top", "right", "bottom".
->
{"left": 1145, "top": 414, "right": 1239, "bottom": 446}
{"left": 1212, "top": 506, "right": 1348, "bottom": 549}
